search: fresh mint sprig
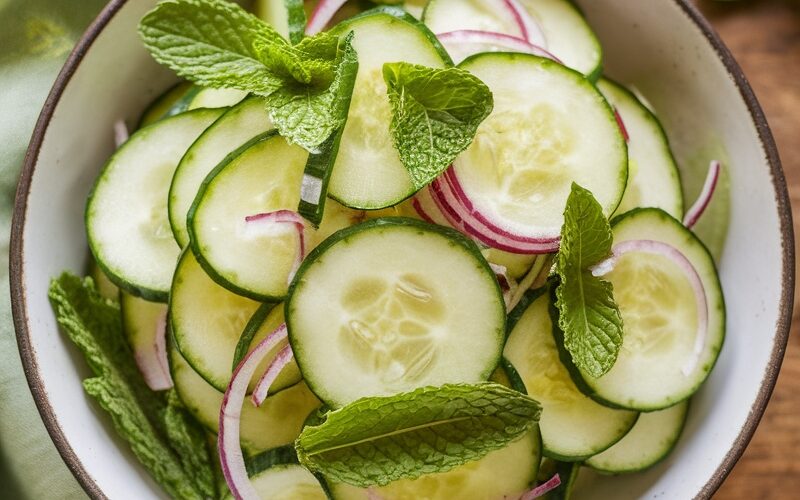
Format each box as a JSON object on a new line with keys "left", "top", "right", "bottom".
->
{"left": 383, "top": 62, "right": 493, "bottom": 188}
{"left": 138, "top": 0, "right": 356, "bottom": 151}
{"left": 555, "top": 183, "right": 624, "bottom": 378}
{"left": 295, "top": 383, "right": 541, "bottom": 487}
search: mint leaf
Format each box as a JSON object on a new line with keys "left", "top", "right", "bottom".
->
{"left": 295, "top": 383, "right": 541, "bottom": 487}
{"left": 49, "top": 274, "right": 213, "bottom": 500}
{"left": 164, "top": 390, "right": 217, "bottom": 499}
{"left": 555, "top": 184, "right": 623, "bottom": 378}
{"left": 382, "top": 62, "right": 492, "bottom": 188}
{"left": 139, "top": 0, "right": 285, "bottom": 96}
{"left": 265, "top": 32, "right": 358, "bottom": 153}
{"left": 139, "top": 0, "right": 358, "bottom": 151}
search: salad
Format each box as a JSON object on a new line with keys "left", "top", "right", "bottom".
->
{"left": 49, "top": 0, "right": 726, "bottom": 498}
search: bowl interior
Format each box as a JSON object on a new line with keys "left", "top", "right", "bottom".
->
{"left": 12, "top": 0, "right": 791, "bottom": 498}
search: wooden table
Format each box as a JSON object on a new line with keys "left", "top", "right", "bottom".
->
{"left": 694, "top": 0, "right": 800, "bottom": 497}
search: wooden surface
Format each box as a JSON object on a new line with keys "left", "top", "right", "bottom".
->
{"left": 694, "top": 0, "right": 800, "bottom": 498}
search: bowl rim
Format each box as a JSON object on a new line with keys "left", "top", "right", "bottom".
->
{"left": 8, "top": 0, "right": 794, "bottom": 498}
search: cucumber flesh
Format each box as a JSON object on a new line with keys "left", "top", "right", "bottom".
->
{"left": 454, "top": 53, "right": 627, "bottom": 241}
{"left": 138, "top": 81, "right": 195, "bottom": 128}
{"left": 170, "top": 345, "right": 321, "bottom": 454}
{"left": 187, "top": 88, "right": 248, "bottom": 110}
{"left": 169, "top": 97, "right": 272, "bottom": 248}
{"left": 518, "top": 0, "right": 603, "bottom": 80}
{"left": 330, "top": 428, "right": 541, "bottom": 499}
{"left": 89, "top": 258, "right": 119, "bottom": 301}
{"left": 423, "top": 0, "right": 527, "bottom": 39}
{"left": 87, "top": 109, "right": 224, "bottom": 301}
{"left": 287, "top": 218, "right": 506, "bottom": 408}
{"left": 189, "top": 132, "right": 309, "bottom": 301}
{"left": 571, "top": 209, "right": 725, "bottom": 411}
{"left": 586, "top": 400, "right": 689, "bottom": 473}
{"left": 245, "top": 465, "right": 326, "bottom": 500}
{"left": 327, "top": 13, "right": 449, "bottom": 209}
{"left": 503, "top": 292, "right": 638, "bottom": 460}
{"left": 121, "top": 292, "right": 170, "bottom": 390}
{"left": 598, "top": 78, "right": 683, "bottom": 219}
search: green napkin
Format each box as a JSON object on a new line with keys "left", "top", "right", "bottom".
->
{"left": 0, "top": 1, "right": 107, "bottom": 498}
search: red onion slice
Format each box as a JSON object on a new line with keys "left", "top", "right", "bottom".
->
{"left": 444, "top": 167, "right": 560, "bottom": 245}
{"left": 134, "top": 311, "right": 173, "bottom": 391}
{"left": 219, "top": 323, "right": 290, "bottom": 500}
{"left": 244, "top": 210, "right": 306, "bottom": 283}
{"left": 613, "top": 107, "right": 629, "bottom": 143}
{"left": 683, "top": 160, "right": 721, "bottom": 229}
{"left": 306, "top": 0, "right": 348, "bottom": 35}
{"left": 592, "top": 239, "right": 708, "bottom": 376}
{"left": 251, "top": 344, "right": 294, "bottom": 407}
{"left": 436, "top": 30, "right": 560, "bottom": 64}
{"left": 520, "top": 474, "right": 561, "bottom": 499}
{"left": 502, "top": 0, "right": 547, "bottom": 47}
{"left": 113, "top": 120, "right": 129, "bottom": 148}
{"left": 430, "top": 177, "right": 558, "bottom": 254}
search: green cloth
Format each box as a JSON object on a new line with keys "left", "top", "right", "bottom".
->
{"left": 0, "top": 1, "right": 107, "bottom": 498}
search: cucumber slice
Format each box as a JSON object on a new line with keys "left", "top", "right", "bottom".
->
{"left": 120, "top": 291, "right": 170, "bottom": 389}
{"left": 423, "top": 0, "right": 527, "bottom": 39}
{"left": 518, "top": 0, "right": 603, "bottom": 80}
{"left": 187, "top": 87, "right": 248, "bottom": 110}
{"left": 327, "top": 12, "right": 450, "bottom": 209}
{"left": 170, "top": 344, "right": 321, "bottom": 453}
{"left": 243, "top": 464, "right": 326, "bottom": 500}
{"left": 87, "top": 109, "right": 224, "bottom": 301}
{"left": 597, "top": 78, "right": 683, "bottom": 219}
{"left": 565, "top": 209, "right": 725, "bottom": 411}
{"left": 255, "top": 0, "right": 306, "bottom": 44}
{"left": 330, "top": 428, "right": 541, "bottom": 499}
{"left": 170, "top": 250, "right": 300, "bottom": 393}
{"left": 537, "top": 459, "right": 581, "bottom": 500}
{"left": 138, "top": 81, "right": 196, "bottom": 128}
{"left": 189, "top": 131, "right": 309, "bottom": 301}
{"left": 454, "top": 53, "right": 627, "bottom": 242}
{"left": 287, "top": 218, "right": 506, "bottom": 407}
{"left": 503, "top": 291, "right": 638, "bottom": 460}
{"left": 585, "top": 400, "right": 689, "bottom": 473}
{"left": 169, "top": 97, "right": 272, "bottom": 248}
{"left": 88, "top": 258, "right": 119, "bottom": 301}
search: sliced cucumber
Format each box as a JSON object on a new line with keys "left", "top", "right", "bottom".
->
{"left": 87, "top": 109, "right": 224, "bottom": 301}
{"left": 330, "top": 428, "right": 541, "bottom": 499}
{"left": 170, "top": 250, "right": 299, "bottom": 393}
{"left": 188, "top": 131, "right": 309, "bottom": 301}
{"left": 255, "top": 0, "right": 306, "bottom": 43}
{"left": 88, "top": 258, "right": 119, "bottom": 301}
{"left": 187, "top": 87, "right": 248, "bottom": 110}
{"left": 170, "top": 344, "right": 321, "bottom": 454}
{"left": 598, "top": 78, "right": 683, "bottom": 219}
{"left": 327, "top": 12, "right": 450, "bottom": 209}
{"left": 503, "top": 291, "right": 638, "bottom": 460}
{"left": 454, "top": 53, "right": 627, "bottom": 241}
{"left": 537, "top": 459, "right": 581, "bottom": 500}
{"left": 138, "top": 81, "right": 196, "bottom": 128}
{"left": 565, "top": 209, "right": 725, "bottom": 411}
{"left": 240, "top": 303, "right": 303, "bottom": 395}
{"left": 586, "top": 400, "right": 689, "bottom": 474}
{"left": 518, "top": 0, "right": 603, "bottom": 80}
{"left": 287, "top": 218, "right": 506, "bottom": 407}
{"left": 169, "top": 97, "right": 272, "bottom": 248}
{"left": 243, "top": 464, "right": 326, "bottom": 500}
{"left": 121, "top": 291, "right": 170, "bottom": 389}
{"left": 423, "top": 0, "right": 527, "bottom": 39}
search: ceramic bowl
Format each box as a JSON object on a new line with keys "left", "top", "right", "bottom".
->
{"left": 10, "top": 0, "right": 794, "bottom": 498}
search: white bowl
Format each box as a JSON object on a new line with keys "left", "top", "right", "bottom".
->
{"left": 10, "top": 0, "right": 794, "bottom": 498}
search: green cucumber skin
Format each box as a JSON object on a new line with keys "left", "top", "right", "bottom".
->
{"left": 499, "top": 357, "right": 529, "bottom": 395}
{"left": 334, "top": 7, "right": 454, "bottom": 66}
{"left": 554, "top": 209, "right": 725, "bottom": 411}
{"left": 186, "top": 130, "right": 288, "bottom": 302}
{"left": 586, "top": 400, "right": 690, "bottom": 475}
{"left": 245, "top": 445, "right": 300, "bottom": 476}
{"left": 232, "top": 302, "right": 278, "bottom": 371}
{"left": 86, "top": 108, "right": 225, "bottom": 303}
{"left": 285, "top": 217, "right": 506, "bottom": 405}
{"left": 541, "top": 460, "right": 581, "bottom": 500}
{"left": 599, "top": 78, "right": 684, "bottom": 218}
{"left": 457, "top": 51, "right": 629, "bottom": 218}
{"left": 137, "top": 82, "right": 199, "bottom": 129}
